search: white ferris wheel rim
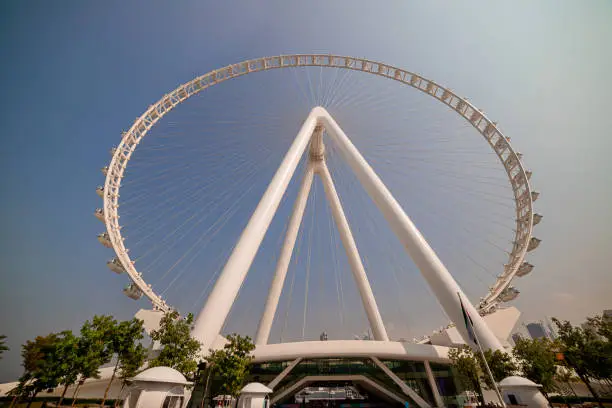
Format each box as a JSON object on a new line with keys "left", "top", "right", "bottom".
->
{"left": 101, "top": 54, "right": 536, "bottom": 314}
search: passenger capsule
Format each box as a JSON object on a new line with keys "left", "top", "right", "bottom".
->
{"left": 516, "top": 262, "right": 534, "bottom": 277}
{"left": 531, "top": 191, "right": 540, "bottom": 201}
{"left": 527, "top": 237, "right": 541, "bottom": 251}
{"left": 525, "top": 171, "right": 532, "bottom": 180}
{"left": 107, "top": 257, "right": 125, "bottom": 274}
{"left": 499, "top": 287, "right": 520, "bottom": 302}
{"left": 533, "top": 214, "right": 543, "bottom": 226}
{"left": 94, "top": 208, "right": 104, "bottom": 222}
{"left": 96, "top": 186, "right": 104, "bottom": 198}
{"left": 101, "top": 166, "right": 109, "bottom": 176}
{"left": 123, "top": 283, "right": 142, "bottom": 300}
{"left": 97, "top": 232, "right": 112, "bottom": 248}
{"left": 110, "top": 147, "right": 117, "bottom": 156}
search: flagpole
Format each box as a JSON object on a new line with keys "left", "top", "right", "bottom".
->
{"left": 458, "top": 293, "right": 506, "bottom": 408}
{"left": 473, "top": 327, "right": 507, "bottom": 407}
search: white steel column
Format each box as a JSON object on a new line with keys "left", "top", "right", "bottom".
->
{"left": 256, "top": 165, "right": 315, "bottom": 345}
{"left": 267, "top": 358, "right": 303, "bottom": 389}
{"left": 318, "top": 107, "right": 503, "bottom": 351}
{"left": 317, "top": 161, "right": 389, "bottom": 341}
{"left": 370, "top": 357, "right": 431, "bottom": 408}
{"left": 424, "top": 361, "right": 445, "bottom": 408}
{"left": 191, "top": 108, "right": 320, "bottom": 351}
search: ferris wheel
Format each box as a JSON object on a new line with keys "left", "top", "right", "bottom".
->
{"left": 95, "top": 55, "right": 541, "bottom": 343}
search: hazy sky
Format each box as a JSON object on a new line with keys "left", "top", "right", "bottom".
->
{"left": 1, "top": 1, "right": 611, "bottom": 382}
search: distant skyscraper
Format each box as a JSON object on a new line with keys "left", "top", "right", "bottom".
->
{"left": 511, "top": 333, "right": 524, "bottom": 344}
{"left": 545, "top": 317, "right": 557, "bottom": 339}
{"left": 526, "top": 322, "right": 549, "bottom": 340}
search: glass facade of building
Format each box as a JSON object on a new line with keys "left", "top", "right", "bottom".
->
{"left": 189, "top": 358, "right": 461, "bottom": 408}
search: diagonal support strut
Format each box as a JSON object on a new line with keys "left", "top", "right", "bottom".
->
{"left": 193, "top": 106, "right": 502, "bottom": 353}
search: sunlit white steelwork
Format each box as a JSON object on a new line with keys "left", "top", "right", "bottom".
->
{"left": 191, "top": 108, "right": 319, "bottom": 349}
{"left": 255, "top": 164, "right": 314, "bottom": 345}
{"left": 190, "top": 107, "right": 502, "bottom": 351}
{"left": 317, "top": 108, "right": 503, "bottom": 350}
{"left": 97, "top": 54, "right": 540, "bottom": 321}
{"left": 317, "top": 161, "right": 388, "bottom": 342}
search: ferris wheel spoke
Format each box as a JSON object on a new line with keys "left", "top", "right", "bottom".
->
{"left": 98, "top": 55, "right": 538, "bottom": 327}
{"left": 133, "top": 161, "right": 272, "bottom": 266}
{"left": 130, "top": 164, "right": 270, "bottom": 265}
{"left": 122, "top": 154, "right": 265, "bottom": 230}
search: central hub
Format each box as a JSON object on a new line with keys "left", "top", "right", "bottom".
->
{"left": 308, "top": 124, "right": 325, "bottom": 162}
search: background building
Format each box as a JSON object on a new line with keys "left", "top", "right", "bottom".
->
{"left": 526, "top": 322, "right": 550, "bottom": 340}
{"left": 511, "top": 333, "right": 524, "bottom": 345}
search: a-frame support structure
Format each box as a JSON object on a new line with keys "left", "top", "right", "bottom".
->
{"left": 191, "top": 107, "right": 503, "bottom": 352}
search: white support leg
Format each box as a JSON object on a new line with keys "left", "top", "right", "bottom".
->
{"left": 318, "top": 107, "right": 503, "bottom": 351}
{"left": 424, "top": 361, "right": 445, "bottom": 408}
{"left": 191, "top": 108, "right": 320, "bottom": 351}
{"left": 317, "top": 161, "right": 389, "bottom": 341}
{"left": 370, "top": 357, "right": 431, "bottom": 408}
{"left": 255, "top": 165, "right": 315, "bottom": 345}
{"left": 267, "top": 358, "right": 303, "bottom": 389}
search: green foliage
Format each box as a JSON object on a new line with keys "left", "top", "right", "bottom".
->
{"left": 100, "top": 317, "right": 146, "bottom": 406}
{"left": 150, "top": 311, "right": 202, "bottom": 379}
{"left": 553, "top": 317, "right": 612, "bottom": 381}
{"left": 475, "top": 349, "right": 517, "bottom": 389}
{"left": 584, "top": 314, "right": 612, "bottom": 342}
{"left": 553, "top": 316, "right": 611, "bottom": 408}
{"left": 205, "top": 333, "right": 255, "bottom": 397}
{"left": 449, "top": 346, "right": 485, "bottom": 405}
{"left": 10, "top": 315, "right": 147, "bottom": 406}
{"left": 513, "top": 337, "right": 557, "bottom": 394}
{"left": 77, "top": 315, "right": 116, "bottom": 380}
{"left": 48, "top": 330, "right": 80, "bottom": 404}
{"left": 582, "top": 315, "right": 612, "bottom": 381}
{"left": 449, "top": 346, "right": 515, "bottom": 404}
{"left": 13, "top": 333, "right": 64, "bottom": 400}
{"left": 110, "top": 318, "right": 146, "bottom": 368}
{"left": 0, "top": 334, "right": 8, "bottom": 359}
{"left": 118, "top": 342, "right": 147, "bottom": 384}
{"left": 116, "top": 323, "right": 147, "bottom": 385}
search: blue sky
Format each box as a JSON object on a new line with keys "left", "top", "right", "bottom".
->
{"left": 1, "top": 1, "right": 611, "bottom": 381}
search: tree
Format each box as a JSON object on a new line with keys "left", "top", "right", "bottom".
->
{"left": 205, "top": 334, "right": 255, "bottom": 398}
{"left": 0, "top": 334, "right": 8, "bottom": 360}
{"left": 13, "top": 333, "right": 63, "bottom": 407}
{"left": 555, "top": 368, "right": 578, "bottom": 398}
{"left": 100, "top": 318, "right": 146, "bottom": 407}
{"left": 585, "top": 314, "right": 612, "bottom": 342}
{"left": 48, "top": 331, "right": 81, "bottom": 407}
{"left": 553, "top": 318, "right": 605, "bottom": 408}
{"left": 448, "top": 346, "right": 485, "bottom": 406}
{"left": 149, "top": 311, "right": 202, "bottom": 379}
{"left": 583, "top": 314, "right": 612, "bottom": 389}
{"left": 114, "top": 343, "right": 147, "bottom": 407}
{"left": 475, "top": 349, "right": 517, "bottom": 390}
{"left": 513, "top": 337, "right": 557, "bottom": 398}
{"left": 71, "top": 315, "right": 116, "bottom": 407}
